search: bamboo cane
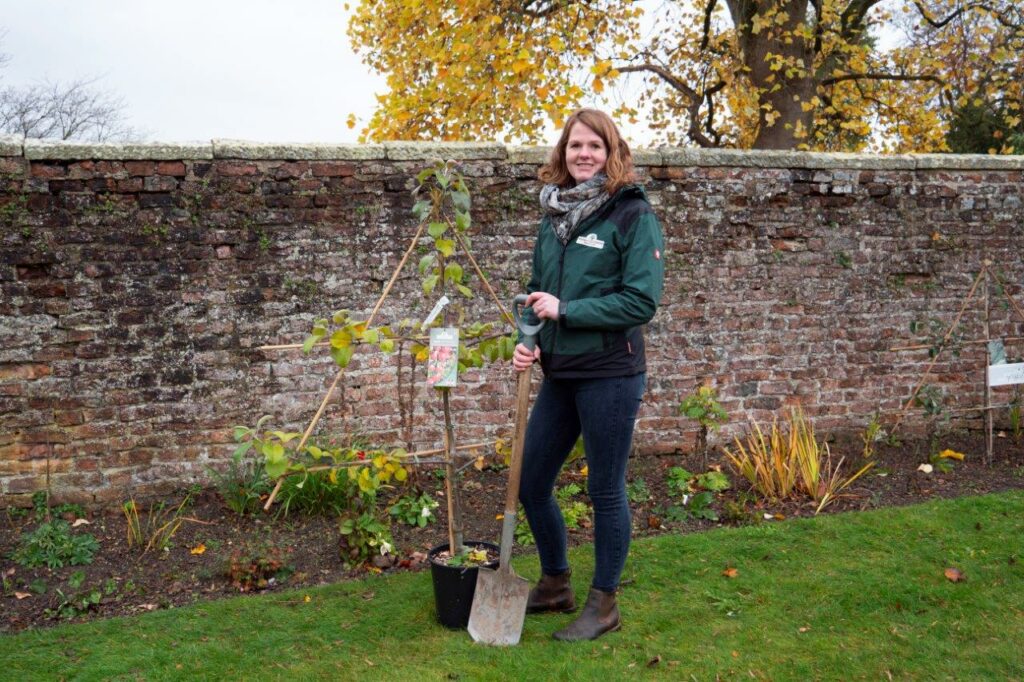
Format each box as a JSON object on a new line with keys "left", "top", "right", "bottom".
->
{"left": 262, "top": 219, "right": 429, "bottom": 511}
{"left": 891, "top": 267, "right": 988, "bottom": 435}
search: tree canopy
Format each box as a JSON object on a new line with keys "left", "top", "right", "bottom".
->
{"left": 348, "top": 0, "right": 1023, "bottom": 152}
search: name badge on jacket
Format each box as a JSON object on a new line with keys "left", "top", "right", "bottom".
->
{"left": 576, "top": 233, "right": 604, "bottom": 249}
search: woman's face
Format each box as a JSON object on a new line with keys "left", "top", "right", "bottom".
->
{"left": 565, "top": 122, "right": 608, "bottom": 184}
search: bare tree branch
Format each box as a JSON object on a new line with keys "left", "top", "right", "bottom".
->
{"left": 911, "top": 1, "right": 1022, "bottom": 29}
{"left": 700, "top": 0, "right": 719, "bottom": 51}
{"left": 839, "top": 0, "right": 883, "bottom": 39}
{"left": 617, "top": 63, "right": 703, "bottom": 106}
{"left": 821, "top": 72, "right": 946, "bottom": 86}
{"left": 0, "top": 78, "right": 140, "bottom": 142}
{"left": 520, "top": 0, "right": 583, "bottom": 19}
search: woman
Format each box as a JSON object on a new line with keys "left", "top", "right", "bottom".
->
{"left": 514, "top": 108, "right": 665, "bottom": 641}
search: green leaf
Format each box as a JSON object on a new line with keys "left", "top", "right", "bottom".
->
{"left": 232, "top": 426, "right": 250, "bottom": 441}
{"left": 444, "top": 262, "right": 463, "bottom": 283}
{"left": 270, "top": 431, "right": 299, "bottom": 443}
{"left": 330, "top": 329, "right": 352, "bottom": 349}
{"left": 411, "top": 200, "right": 431, "bottom": 220}
{"left": 455, "top": 210, "right": 470, "bottom": 231}
{"left": 361, "top": 328, "right": 380, "bottom": 344}
{"left": 332, "top": 310, "right": 349, "bottom": 325}
{"left": 265, "top": 457, "right": 288, "bottom": 480}
{"left": 422, "top": 274, "right": 439, "bottom": 295}
{"left": 451, "top": 191, "right": 470, "bottom": 212}
{"left": 456, "top": 284, "right": 473, "bottom": 298}
{"left": 418, "top": 254, "right": 435, "bottom": 275}
{"left": 232, "top": 441, "right": 252, "bottom": 458}
{"left": 379, "top": 338, "right": 395, "bottom": 353}
{"left": 331, "top": 345, "right": 354, "bottom": 368}
{"left": 428, "top": 222, "right": 448, "bottom": 238}
{"left": 435, "top": 239, "right": 455, "bottom": 257}
{"left": 482, "top": 340, "right": 498, "bottom": 362}
{"left": 263, "top": 441, "right": 285, "bottom": 461}
{"left": 302, "top": 334, "right": 319, "bottom": 354}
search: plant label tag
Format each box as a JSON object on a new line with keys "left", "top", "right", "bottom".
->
{"left": 988, "top": 362, "right": 1024, "bottom": 387}
{"left": 427, "top": 327, "right": 459, "bottom": 388}
{"left": 421, "top": 295, "right": 451, "bottom": 330}
{"left": 576, "top": 233, "right": 604, "bottom": 249}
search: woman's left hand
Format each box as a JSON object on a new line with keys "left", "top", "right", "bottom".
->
{"left": 524, "top": 291, "right": 560, "bottom": 320}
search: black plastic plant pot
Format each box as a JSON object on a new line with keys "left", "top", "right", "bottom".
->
{"left": 427, "top": 541, "right": 500, "bottom": 629}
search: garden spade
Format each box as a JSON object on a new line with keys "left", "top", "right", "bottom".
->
{"left": 467, "top": 295, "right": 544, "bottom": 646}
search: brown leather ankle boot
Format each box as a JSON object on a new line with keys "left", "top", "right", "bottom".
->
{"left": 552, "top": 587, "right": 620, "bottom": 641}
{"left": 526, "top": 569, "right": 576, "bottom": 614}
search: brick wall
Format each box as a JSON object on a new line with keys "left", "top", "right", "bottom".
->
{"left": 2, "top": 138, "right": 1023, "bottom": 504}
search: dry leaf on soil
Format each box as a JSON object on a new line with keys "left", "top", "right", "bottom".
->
{"left": 14, "top": 592, "right": 31, "bottom": 600}
{"left": 71, "top": 518, "right": 91, "bottom": 527}
{"left": 722, "top": 567, "right": 739, "bottom": 578}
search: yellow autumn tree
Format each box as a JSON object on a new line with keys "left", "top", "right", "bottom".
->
{"left": 347, "top": 0, "right": 1022, "bottom": 152}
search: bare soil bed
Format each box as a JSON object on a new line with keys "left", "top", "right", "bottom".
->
{"left": 3, "top": 431, "right": 1023, "bottom": 633}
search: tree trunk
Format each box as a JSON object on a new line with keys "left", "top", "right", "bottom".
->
{"left": 729, "top": 0, "right": 818, "bottom": 149}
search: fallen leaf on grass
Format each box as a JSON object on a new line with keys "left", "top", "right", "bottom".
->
{"left": 938, "top": 449, "right": 965, "bottom": 461}
{"left": 190, "top": 543, "right": 206, "bottom": 555}
{"left": 722, "top": 567, "right": 739, "bottom": 578}
{"left": 303, "top": 595, "right": 311, "bottom": 603}
{"left": 647, "top": 655, "right": 661, "bottom": 667}
{"left": 139, "top": 603, "right": 158, "bottom": 611}
{"left": 71, "top": 518, "right": 91, "bottom": 527}
{"left": 944, "top": 567, "right": 965, "bottom": 582}
{"left": 798, "top": 626, "right": 810, "bottom": 633}
{"left": 14, "top": 592, "right": 31, "bottom": 600}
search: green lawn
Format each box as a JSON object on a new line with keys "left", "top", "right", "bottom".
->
{"left": 3, "top": 491, "right": 1022, "bottom": 681}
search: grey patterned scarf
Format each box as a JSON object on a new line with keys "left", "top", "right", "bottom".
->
{"left": 539, "top": 174, "right": 611, "bottom": 244}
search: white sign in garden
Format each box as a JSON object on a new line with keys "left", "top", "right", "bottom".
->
{"left": 988, "top": 362, "right": 1024, "bottom": 387}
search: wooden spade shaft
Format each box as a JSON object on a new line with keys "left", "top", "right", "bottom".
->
{"left": 498, "top": 363, "right": 533, "bottom": 572}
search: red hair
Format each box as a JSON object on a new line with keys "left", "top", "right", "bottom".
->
{"left": 538, "top": 109, "right": 637, "bottom": 194}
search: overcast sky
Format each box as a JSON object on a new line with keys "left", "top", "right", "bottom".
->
{"left": 0, "top": 0, "right": 384, "bottom": 143}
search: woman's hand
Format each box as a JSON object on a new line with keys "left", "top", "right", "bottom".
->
{"left": 524, "top": 291, "right": 560, "bottom": 320}
{"left": 512, "top": 343, "right": 541, "bottom": 372}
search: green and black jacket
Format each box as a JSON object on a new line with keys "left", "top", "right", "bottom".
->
{"left": 524, "top": 184, "right": 665, "bottom": 379}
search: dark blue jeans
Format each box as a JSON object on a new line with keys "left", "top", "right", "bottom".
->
{"left": 518, "top": 373, "right": 646, "bottom": 592}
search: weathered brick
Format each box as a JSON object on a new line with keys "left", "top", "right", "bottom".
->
{"left": 2, "top": 150, "right": 1022, "bottom": 500}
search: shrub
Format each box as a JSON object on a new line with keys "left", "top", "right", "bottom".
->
{"left": 389, "top": 491, "right": 439, "bottom": 528}
{"left": 122, "top": 489, "right": 196, "bottom": 553}
{"left": 338, "top": 511, "right": 393, "bottom": 570}
{"left": 225, "top": 542, "right": 293, "bottom": 592}
{"left": 514, "top": 483, "right": 591, "bottom": 546}
{"left": 724, "top": 405, "right": 874, "bottom": 513}
{"left": 678, "top": 385, "right": 729, "bottom": 462}
{"left": 207, "top": 447, "right": 271, "bottom": 515}
{"left": 9, "top": 520, "right": 99, "bottom": 569}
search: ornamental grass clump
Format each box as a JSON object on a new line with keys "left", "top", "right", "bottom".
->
{"left": 724, "top": 405, "right": 874, "bottom": 513}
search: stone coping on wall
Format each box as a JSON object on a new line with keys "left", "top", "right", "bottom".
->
{"left": 5, "top": 136, "right": 1023, "bottom": 170}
